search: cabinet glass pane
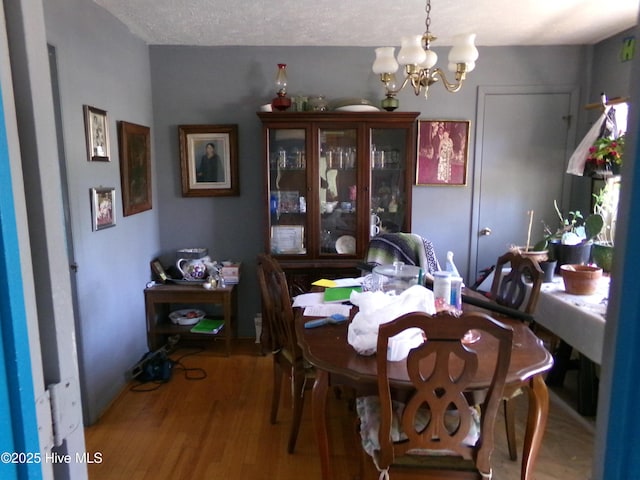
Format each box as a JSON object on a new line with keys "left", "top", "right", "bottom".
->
{"left": 319, "top": 128, "right": 357, "bottom": 255}
{"left": 268, "top": 128, "right": 307, "bottom": 255}
{"left": 371, "top": 128, "right": 408, "bottom": 236}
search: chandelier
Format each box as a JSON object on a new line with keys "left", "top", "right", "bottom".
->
{"left": 372, "top": 0, "right": 478, "bottom": 111}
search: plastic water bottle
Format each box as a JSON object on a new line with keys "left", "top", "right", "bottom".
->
{"left": 433, "top": 271, "right": 452, "bottom": 312}
{"left": 445, "top": 251, "right": 461, "bottom": 277}
{"left": 450, "top": 276, "right": 463, "bottom": 314}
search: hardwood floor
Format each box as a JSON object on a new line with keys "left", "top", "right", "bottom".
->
{"left": 84, "top": 340, "right": 595, "bottom": 479}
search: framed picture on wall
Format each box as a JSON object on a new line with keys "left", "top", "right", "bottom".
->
{"left": 416, "top": 119, "right": 470, "bottom": 186}
{"left": 118, "top": 121, "right": 152, "bottom": 216}
{"left": 90, "top": 187, "right": 116, "bottom": 231}
{"left": 179, "top": 124, "right": 239, "bottom": 197}
{"left": 83, "top": 105, "right": 110, "bottom": 161}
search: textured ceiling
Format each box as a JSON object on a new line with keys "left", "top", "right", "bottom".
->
{"left": 93, "top": 0, "right": 638, "bottom": 47}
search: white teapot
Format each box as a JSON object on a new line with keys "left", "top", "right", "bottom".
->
{"left": 176, "top": 255, "right": 211, "bottom": 281}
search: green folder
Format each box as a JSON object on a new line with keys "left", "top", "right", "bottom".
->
{"left": 323, "top": 286, "right": 362, "bottom": 303}
{"left": 190, "top": 318, "right": 224, "bottom": 334}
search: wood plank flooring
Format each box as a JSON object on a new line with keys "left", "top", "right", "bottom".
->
{"left": 84, "top": 340, "right": 595, "bottom": 479}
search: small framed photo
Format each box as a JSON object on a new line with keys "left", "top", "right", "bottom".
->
{"left": 118, "top": 121, "right": 152, "bottom": 216}
{"left": 179, "top": 124, "right": 239, "bottom": 197}
{"left": 150, "top": 258, "right": 168, "bottom": 283}
{"left": 84, "top": 105, "right": 110, "bottom": 161}
{"left": 416, "top": 120, "right": 470, "bottom": 186}
{"left": 90, "top": 187, "right": 116, "bottom": 231}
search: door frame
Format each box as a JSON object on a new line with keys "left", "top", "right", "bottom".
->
{"left": 0, "top": 62, "right": 43, "bottom": 480}
{"left": 469, "top": 85, "right": 580, "bottom": 280}
{"left": 2, "top": 0, "right": 87, "bottom": 478}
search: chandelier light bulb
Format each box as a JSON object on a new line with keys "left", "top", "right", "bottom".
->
{"left": 372, "top": 47, "right": 399, "bottom": 74}
{"left": 448, "top": 33, "right": 479, "bottom": 64}
{"left": 397, "top": 35, "right": 427, "bottom": 66}
{"left": 420, "top": 49, "right": 438, "bottom": 70}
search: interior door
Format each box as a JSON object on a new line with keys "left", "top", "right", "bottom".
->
{"left": 471, "top": 86, "right": 578, "bottom": 279}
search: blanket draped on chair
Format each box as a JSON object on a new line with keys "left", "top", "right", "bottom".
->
{"left": 365, "top": 233, "right": 441, "bottom": 277}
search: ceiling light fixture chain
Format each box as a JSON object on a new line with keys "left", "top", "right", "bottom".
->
{"left": 425, "top": 0, "right": 431, "bottom": 37}
{"left": 371, "top": 0, "right": 478, "bottom": 111}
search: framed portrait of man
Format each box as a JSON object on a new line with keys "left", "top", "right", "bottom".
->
{"left": 179, "top": 124, "right": 239, "bottom": 197}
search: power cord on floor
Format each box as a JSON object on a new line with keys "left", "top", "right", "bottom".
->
{"left": 171, "top": 347, "right": 208, "bottom": 381}
{"left": 129, "top": 346, "right": 207, "bottom": 392}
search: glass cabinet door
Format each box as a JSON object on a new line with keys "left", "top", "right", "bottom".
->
{"left": 370, "top": 128, "right": 409, "bottom": 237}
{"left": 267, "top": 128, "right": 307, "bottom": 255}
{"left": 318, "top": 127, "right": 357, "bottom": 256}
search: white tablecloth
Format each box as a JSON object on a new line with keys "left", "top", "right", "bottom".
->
{"left": 533, "top": 276, "right": 609, "bottom": 364}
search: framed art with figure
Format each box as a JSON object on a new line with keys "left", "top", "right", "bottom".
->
{"left": 84, "top": 105, "right": 110, "bottom": 162}
{"left": 90, "top": 187, "right": 116, "bottom": 231}
{"left": 118, "top": 121, "right": 152, "bottom": 216}
{"left": 179, "top": 124, "right": 239, "bottom": 197}
{"left": 416, "top": 119, "right": 470, "bottom": 186}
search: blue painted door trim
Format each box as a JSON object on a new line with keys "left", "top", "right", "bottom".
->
{"left": 0, "top": 75, "right": 42, "bottom": 479}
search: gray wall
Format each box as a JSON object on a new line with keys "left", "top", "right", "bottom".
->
{"left": 149, "top": 44, "right": 588, "bottom": 336}
{"left": 44, "top": 0, "right": 159, "bottom": 424}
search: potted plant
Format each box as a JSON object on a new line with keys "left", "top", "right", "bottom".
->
{"left": 584, "top": 134, "right": 625, "bottom": 177}
{"left": 591, "top": 178, "right": 619, "bottom": 271}
{"left": 534, "top": 200, "right": 603, "bottom": 272}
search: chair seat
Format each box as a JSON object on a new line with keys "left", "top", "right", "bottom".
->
{"left": 356, "top": 396, "right": 481, "bottom": 458}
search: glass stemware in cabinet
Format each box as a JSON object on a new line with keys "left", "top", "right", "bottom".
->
{"left": 268, "top": 128, "right": 307, "bottom": 255}
{"left": 319, "top": 128, "right": 358, "bottom": 256}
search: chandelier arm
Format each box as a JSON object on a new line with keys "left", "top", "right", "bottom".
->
{"left": 380, "top": 73, "right": 414, "bottom": 97}
{"left": 410, "top": 74, "right": 423, "bottom": 96}
{"left": 431, "top": 67, "right": 466, "bottom": 93}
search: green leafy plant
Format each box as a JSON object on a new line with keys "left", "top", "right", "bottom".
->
{"left": 534, "top": 200, "right": 604, "bottom": 249}
{"left": 586, "top": 135, "right": 625, "bottom": 169}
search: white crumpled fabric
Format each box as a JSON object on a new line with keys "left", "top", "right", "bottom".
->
{"left": 347, "top": 285, "right": 436, "bottom": 360}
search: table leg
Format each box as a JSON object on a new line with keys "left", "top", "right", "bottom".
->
{"left": 577, "top": 354, "right": 598, "bottom": 416}
{"left": 545, "top": 340, "right": 572, "bottom": 386}
{"left": 521, "top": 374, "right": 549, "bottom": 480}
{"left": 223, "top": 292, "right": 231, "bottom": 356}
{"left": 312, "top": 369, "right": 331, "bottom": 480}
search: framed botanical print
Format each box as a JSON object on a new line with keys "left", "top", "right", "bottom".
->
{"left": 118, "top": 121, "right": 152, "bottom": 216}
{"left": 90, "top": 187, "right": 116, "bottom": 231}
{"left": 84, "top": 105, "right": 110, "bottom": 161}
{"left": 416, "top": 119, "right": 470, "bottom": 186}
{"left": 179, "top": 124, "right": 239, "bottom": 197}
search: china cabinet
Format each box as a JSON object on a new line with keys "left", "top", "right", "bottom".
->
{"left": 257, "top": 111, "right": 419, "bottom": 291}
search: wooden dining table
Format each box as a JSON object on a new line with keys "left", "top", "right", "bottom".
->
{"left": 294, "top": 292, "right": 554, "bottom": 480}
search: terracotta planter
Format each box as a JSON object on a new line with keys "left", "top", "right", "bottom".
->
{"left": 560, "top": 264, "right": 602, "bottom": 295}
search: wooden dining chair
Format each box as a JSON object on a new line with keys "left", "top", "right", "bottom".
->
{"left": 487, "top": 251, "right": 544, "bottom": 462}
{"left": 256, "top": 254, "right": 313, "bottom": 453}
{"left": 356, "top": 310, "right": 513, "bottom": 480}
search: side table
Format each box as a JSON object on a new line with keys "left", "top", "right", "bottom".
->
{"left": 144, "top": 283, "right": 237, "bottom": 356}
